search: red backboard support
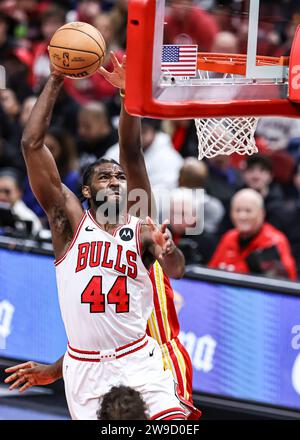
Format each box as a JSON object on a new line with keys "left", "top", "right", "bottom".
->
{"left": 289, "top": 25, "right": 300, "bottom": 104}
{"left": 125, "top": 0, "right": 300, "bottom": 119}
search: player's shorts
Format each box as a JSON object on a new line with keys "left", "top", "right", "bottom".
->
{"left": 62, "top": 334, "right": 187, "bottom": 420}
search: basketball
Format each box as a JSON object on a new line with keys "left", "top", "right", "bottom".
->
{"left": 48, "top": 21, "right": 106, "bottom": 79}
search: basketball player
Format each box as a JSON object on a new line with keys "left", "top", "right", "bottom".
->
{"left": 5, "top": 54, "right": 201, "bottom": 419}
{"left": 99, "top": 53, "right": 201, "bottom": 419}
{"left": 9, "top": 64, "right": 187, "bottom": 420}
{"left": 97, "top": 385, "right": 149, "bottom": 420}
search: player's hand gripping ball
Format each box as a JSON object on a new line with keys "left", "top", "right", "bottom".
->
{"left": 48, "top": 21, "right": 106, "bottom": 79}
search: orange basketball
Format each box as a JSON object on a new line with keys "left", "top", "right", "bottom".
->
{"left": 48, "top": 22, "right": 106, "bottom": 79}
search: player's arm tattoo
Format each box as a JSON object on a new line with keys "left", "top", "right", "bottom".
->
{"left": 49, "top": 203, "right": 73, "bottom": 245}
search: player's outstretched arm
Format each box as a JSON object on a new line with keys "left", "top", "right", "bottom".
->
{"left": 21, "top": 69, "right": 83, "bottom": 256}
{"left": 141, "top": 217, "right": 185, "bottom": 279}
{"left": 100, "top": 53, "right": 185, "bottom": 278}
{"left": 99, "top": 52, "right": 155, "bottom": 219}
{"left": 21, "top": 72, "right": 65, "bottom": 214}
{"left": 4, "top": 357, "right": 63, "bottom": 393}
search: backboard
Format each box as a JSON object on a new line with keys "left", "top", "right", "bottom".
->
{"left": 125, "top": 0, "right": 300, "bottom": 119}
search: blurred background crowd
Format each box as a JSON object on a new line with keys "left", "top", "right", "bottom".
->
{"left": 1, "top": 0, "right": 300, "bottom": 281}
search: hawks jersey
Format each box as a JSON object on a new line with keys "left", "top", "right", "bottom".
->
{"left": 147, "top": 262, "right": 193, "bottom": 403}
{"left": 55, "top": 210, "right": 153, "bottom": 351}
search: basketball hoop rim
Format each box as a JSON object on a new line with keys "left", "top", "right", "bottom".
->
{"left": 197, "top": 53, "right": 289, "bottom": 76}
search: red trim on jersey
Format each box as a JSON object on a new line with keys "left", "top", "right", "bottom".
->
{"left": 87, "top": 210, "right": 99, "bottom": 228}
{"left": 115, "top": 340, "right": 148, "bottom": 359}
{"left": 112, "top": 214, "right": 131, "bottom": 236}
{"left": 67, "top": 334, "right": 148, "bottom": 362}
{"left": 146, "top": 267, "right": 198, "bottom": 414}
{"left": 68, "top": 339, "right": 148, "bottom": 362}
{"left": 163, "top": 273, "right": 180, "bottom": 338}
{"left": 174, "top": 380, "right": 202, "bottom": 420}
{"left": 148, "top": 269, "right": 180, "bottom": 343}
{"left": 68, "top": 353, "right": 100, "bottom": 362}
{"left": 172, "top": 337, "right": 194, "bottom": 401}
{"left": 115, "top": 333, "right": 147, "bottom": 352}
{"left": 135, "top": 219, "right": 142, "bottom": 256}
{"left": 188, "top": 408, "right": 202, "bottom": 421}
{"left": 87, "top": 210, "right": 130, "bottom": 237}
{"left": 68, "top": 333, "right": 146, "bottom": 355}
{"left": 54, "top": 211, "right": 87, "bottom": 266}
{"left": 151, "top": 407, "right": 187, "bottom": 420}
{"left": 166, "top": 341, "right": 186, "bottom": 401}
{"left": 150, "top": 270, "right": 168, "bottom": 343}
{"left": 67, "top": 343, "right": 100, "bottom": 355}
{"left": 161, "top": 414, "right": 186, "bottom": 420}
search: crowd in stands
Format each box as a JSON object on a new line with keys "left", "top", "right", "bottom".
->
{"left": 0, "top": 0, "right": 300, "bottom": 281}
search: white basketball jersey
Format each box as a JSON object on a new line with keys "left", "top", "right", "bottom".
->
{"left": 55, "top": 211, "right": 154, "bottom": 350}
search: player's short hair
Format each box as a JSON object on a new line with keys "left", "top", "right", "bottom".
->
{"left": 81, "top": 158, "right": 124, "bottom": 207}
{"left": 81, "top": 158, "right": 123, "bottom": 187}
{"left": 97, "top": 385, "right": 149, "bottom": 420}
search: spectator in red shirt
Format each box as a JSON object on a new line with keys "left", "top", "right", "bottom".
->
{"left": 164, "top": 0, "right": 218, "bottom": 50}
{"left": 209, "top": 188, "right": 297, "bottom": 280}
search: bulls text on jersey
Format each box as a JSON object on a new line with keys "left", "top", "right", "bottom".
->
{"left": 75, "top": 240, "right": 138, "bottom": 279}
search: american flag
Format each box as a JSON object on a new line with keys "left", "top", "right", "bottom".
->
{"left": 161, "top": 45, "right": 198, "bottom": 77}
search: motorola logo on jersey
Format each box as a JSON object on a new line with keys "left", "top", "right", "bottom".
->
{"left": 119, "top": 228, "right": 134, "bottom": 241}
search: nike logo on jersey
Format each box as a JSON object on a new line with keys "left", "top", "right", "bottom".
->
{"left": 149, "top": 348, "right": 155, "bottom": 357}
{"left": 85, "top": 226, "right": 96, "bottom": 232}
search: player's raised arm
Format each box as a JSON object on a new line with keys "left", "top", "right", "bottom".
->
{"left": 99, "top": 52, "right": 155, "bottom": 219}
{"left": 22, "top": 71, "right": 66, "bottom": 213}
{"left": 100, "top": 53, "right": 185, "bottom": 278}
{"left": 21, "top": 69, "right": 83, "bottom": 256}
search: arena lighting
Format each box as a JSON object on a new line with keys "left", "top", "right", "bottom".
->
{"left": 0, "top": 65, "right": 5, "bottom": 89}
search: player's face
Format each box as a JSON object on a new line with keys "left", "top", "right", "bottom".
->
{"left": 89, "top": 163, "right": 127, "bottom": 210}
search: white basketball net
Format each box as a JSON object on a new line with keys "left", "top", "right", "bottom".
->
{"left": 195, "top": 116, "right": 259, "bottom": 160}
